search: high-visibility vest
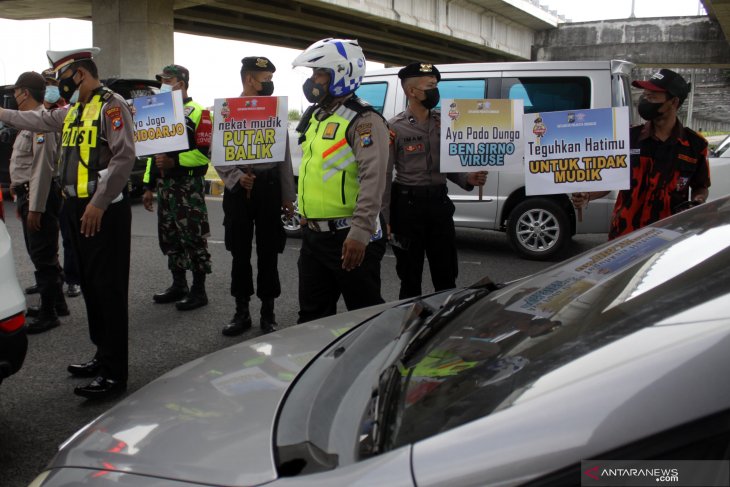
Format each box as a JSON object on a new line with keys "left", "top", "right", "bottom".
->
{"left": 298, "top": 104, "right": 362, "bottom": 219}
{"left": 60, "top": 88, "right": 112, "bottom": 198}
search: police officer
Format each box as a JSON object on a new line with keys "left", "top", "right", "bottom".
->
{"left": 215, "top": 56, "right": 295, "bottom": 336}
{"left": 385, "top": 63, "right": 486, "bottom": 299}
{"left": 292, "top": 38, "right": 388, "bottom": 322}
{"left": 7, "top": 71, "right": 67, "bottom": 333}
{"left": 142, "top": 64, "right": 212, "bottom": 311}
{"left": 0, "top": 47, "right": 136, "bottom": 399}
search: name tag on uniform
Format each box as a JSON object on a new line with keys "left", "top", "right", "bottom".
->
{"left": 630, "top": 149, "right": 641, "bottom": 155}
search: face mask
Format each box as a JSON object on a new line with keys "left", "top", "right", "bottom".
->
{"left": 638, "top": 97, "right": 666, "bottom": 121}
{"left": 45, "top": 85, "right": 61, "bottom": 104}
{"left": 68, "top": 90, "right": 79, "bottom": 104}
{"left": 420, "top": 88, "right": 440, "bottom": 110}
{"left": 159, "top": 83, "right": 173, "bottom": 93}
{"left": 59, "top": 70, "right": 80, "bottom": 102}
{"left": 303, "top": 78, "right": 327, "bottom": 104}
{"left": 258, "top": 81, "right": 274, "bottom": 96}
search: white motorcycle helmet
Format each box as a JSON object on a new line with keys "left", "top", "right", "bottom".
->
{"left": 292, "top": 38, "right": 366, "bottom": 97}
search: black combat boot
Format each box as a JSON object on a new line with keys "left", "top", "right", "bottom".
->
{"left": 176, "top": 271, "right": 208, "bottom": 311}
{"left": 222, "top": 296, "right": 253, "bottom": 336}
{"left": 27, "top": 283, "right": 69, "bottom": 317}
{"left": 153, "top": 270, "right": 189, "bottom": 304}
{"left": 27, "top": 282, "right": 60, "bottom": 334}
{"left": 260, "top": 299, "right": 278, "bottom": 334}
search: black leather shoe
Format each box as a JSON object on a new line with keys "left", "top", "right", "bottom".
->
{"left": 74, "top": 376, "right": 126, "bottom": 399}
{"left": 222, "top": 313, "right": 252, "bottom": 336}
{"left": 153, "top": 285, "right": 189, "bottom": 304}
{"left": 66, "top": 284, "right": 81, "bottom": 297}
{"left": 176, "top": 292, "right": 208, "bottom": 311}
{"left": 27, "top": 316, "right": 60, "bottom": 334}
{"left": 25, "top": 284, "right": 39, "bottom": 295}
{"left": 260, "top": 316, "right": 278, "bottom": 334}
{"left": 27, "top": 304, "right": 70, "bottom": 318}
{"left": 67, "top": 358, "right": 101, "bottom": 378}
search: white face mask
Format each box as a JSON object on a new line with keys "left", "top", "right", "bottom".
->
{"left": 69, "top": 90, "right": 79, "bottom": 104}
{"left": 159, "top": 83, "right": 173, "bottom": 93}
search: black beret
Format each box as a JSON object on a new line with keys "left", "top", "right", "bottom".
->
{"left": 241, "top": 56, "right": 276, "bottom": 73}
{"left": 398, "top": 62, "right": 440, "bottom": 82}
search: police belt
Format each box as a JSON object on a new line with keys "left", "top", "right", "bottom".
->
{"left": 394, "top": 182, "right": 447, "bottom": 199}
{"left": 11, "top": 182, "right": 30, "bottom": 198}
{"left": 306, "top": 217, "right": 352, "bottom": 233}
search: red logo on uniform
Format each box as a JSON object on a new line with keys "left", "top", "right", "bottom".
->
{"left": 405, "top": 143, "right": 424, "bottom": 153}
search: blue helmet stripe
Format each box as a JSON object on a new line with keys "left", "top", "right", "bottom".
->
{"left": 333, "top": 40, "right": 347, "bottom": 59}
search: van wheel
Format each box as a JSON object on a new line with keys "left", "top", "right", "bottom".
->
{"left": 282, "top": 197, "right": 302, "bottom": 238}
{"left": 507, "top": 198, "right": 568, "bottom": 260}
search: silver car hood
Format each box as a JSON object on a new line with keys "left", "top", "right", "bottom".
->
{"left": 48, "top": 303, "right": 394, "bottom": 486}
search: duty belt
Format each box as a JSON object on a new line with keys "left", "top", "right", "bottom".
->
{"left": 306, "top": 217, "right": 352, "bottom": 233}
{"left": 12, "top": 182, "right": 30, "bottom": 198}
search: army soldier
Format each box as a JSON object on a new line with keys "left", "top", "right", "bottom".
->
{"left": 8, "top": 71, "right": 67, "bottom": 333}
{"left": 292, "top": 39, "right": 388, "bottom": 322}
{"left": 0, "top": 47, "right": 135, "bottom": 399}
{"left": 385, "top": 63, "right": 486, "bottom": 299}
{"left": 215, "top": 56, "right": 295, "bottom": 336}
{"left": 142, "top": 65, "right": 212, "bottom": 311}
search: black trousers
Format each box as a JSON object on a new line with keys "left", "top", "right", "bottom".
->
{"left": 223, "top": 170, "right": 285, "bottom": 301}
{"left": 17, "top": 182, "right": 64, "bottom": 305}
{"left": 59, "top": 200, "right": 81, "bottom": 286}
{"left": 297, "top": 227, "right": 385, "bottom": 324}
{"left": 389, "top": 184, "right": 459, "bottom": 299}
{"left": 63, "top": 196, "right": 131, "bottom": 382}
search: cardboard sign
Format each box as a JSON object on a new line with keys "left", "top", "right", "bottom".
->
{"left": 132, "top": 90, "right": 189, "bottom": 157}
{"left": 211, "top": 96, "right": 288, "bottom": 166}
{"left": 440, "top": 99, "right": 524, "bottom": 172}
{"left": 523, "top": 107, "right": 631, "bottom": 196}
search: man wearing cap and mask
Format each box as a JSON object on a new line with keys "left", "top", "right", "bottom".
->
{"left": 384, "top": 62, "right": 487, "bottom": 299}
{"left": 571, "top": 68, "right": 710, "bottom": 240}
{"left": 142, "top": 64, "right": 212, "bottom": 312}
{"left": 213, "top": 56, "right": 295, "bottom": 336}
{"left": 7, "top": 71, "right": 67, "bottom": 334}
{"left": 292, "top": 39, "right": 388, "bottom": 323}
{"left": 0, "top": 47, "right": 136, "bottom": 399}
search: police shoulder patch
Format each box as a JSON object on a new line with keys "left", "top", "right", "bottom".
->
{"left": 35, "top": 133, "right": 45, "bottom": 144}
{"left": 111, "top": 117, "right": 124, "bottom": 131}
{"left": 360, "top": 132, "right": 373, "bottom": 147}
{"left": 105, "top": 107, "right": 121, "bottom": 119}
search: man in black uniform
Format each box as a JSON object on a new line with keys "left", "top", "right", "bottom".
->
{"left": 215, "top": 57, "right": 295, "bottom": 336}
{"left": 385, "top": 62, "right": 486, "bottom": 299}
{"left": 0, "top": 48, "right": 136, "bottom": 399}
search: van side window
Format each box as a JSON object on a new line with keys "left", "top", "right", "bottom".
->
{"left": 356, "top": 82, "right": 388, "bottom": 114}
{"left": 436, "top": 79, "right": 487, "bottom": 109}
{"left": 502, "top": 77, "right": 590, "bottom": 114}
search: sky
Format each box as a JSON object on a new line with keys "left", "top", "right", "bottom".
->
{"left": 0, "top": 0, "right": 707, "bottom": 109}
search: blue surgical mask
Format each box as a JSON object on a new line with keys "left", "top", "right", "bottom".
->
{"left": 159, "top": 83, "right": 173, "bottom": 94}
{"left": 44, "top": 85, "right": 61, "bottom": 104}
{"left": 69, "top": 90, "right": 79, "bottom": 104}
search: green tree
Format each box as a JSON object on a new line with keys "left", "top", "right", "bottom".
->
{"left": 288, "top": 109, "right": 301, "bottom": 121}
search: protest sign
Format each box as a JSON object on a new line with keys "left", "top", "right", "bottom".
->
{"left": 211, "top": 96, "right": 288, "bottom": 166}
{"left": 523, "top": 107, "right": 630, "bottom": 196}
{"left": 132, "top": 90, "right": 188, "bottom": 157}
{"left": 440, "top": 99, "right": 524, "bottom": 173}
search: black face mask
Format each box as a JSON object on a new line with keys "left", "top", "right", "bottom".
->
{"left": 59, "top": 70, "right": 80, "bottom": 103}
{"left": 421, "top": 88, "right": 440, "bottom": 110}
{"left": 638, "top": 97, "right": 666, "bottom": 121}
{"left": 303, "top": 78, "right": 327, "bottom": 104}
{"left": 258, "top": 81, "right": 274, "bottom": 96}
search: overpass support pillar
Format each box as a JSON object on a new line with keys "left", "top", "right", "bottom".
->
{"left": 91, "top": 0, "right": 174, "bottom": 80}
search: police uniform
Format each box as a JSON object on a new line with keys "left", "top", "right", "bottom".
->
{"left": 384, "top": 63, "right": 475, "bottom": 299}
{"left": 215, "top": 57, "right": 296, "bottom": 335}
{"left": 144, "top": 65, "right": 212, "bottom": 310}
{"left": 8, "top": 72, "right": 67, "bottom": 333}
{"left": 0, "top": 48, "right": 136, "bottom": 397}
{"left": 297, "top": 96, "right": 389, "bottom": 323}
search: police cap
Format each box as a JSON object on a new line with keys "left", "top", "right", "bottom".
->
{"left": 397, "top": 62, "right": 441, "bottom": 82}
{"left": 47, "top": 47, "right": 101, "bottom": 74}
{"left": 241, "top": 57, "right": 276, "bottom": 73}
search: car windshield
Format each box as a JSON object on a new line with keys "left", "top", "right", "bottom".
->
{"left": 360, "top": 217, "right": 730, "bottom": 456}
{"left": 714, "top": 136, "right": 730, "bottom": 157}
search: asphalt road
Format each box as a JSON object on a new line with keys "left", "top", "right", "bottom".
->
{"left": 0, "top": 197, "right": 605, "bottom": 486}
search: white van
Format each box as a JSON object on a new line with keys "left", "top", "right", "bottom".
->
{"left": 289, "top": 60, "right": 636, "bottom": 260}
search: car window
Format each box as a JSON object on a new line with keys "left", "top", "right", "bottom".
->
{"left": 435, "top": 79, "right": 487, "bottom": 109}
{"left": 502, "top": 77, "right": 591, "bottom": 114}
{"left": 714, "top": 137, "right": 730, "bottom": 158}
{"left": 356, "top": 82, "right": 387, "bottom": 114}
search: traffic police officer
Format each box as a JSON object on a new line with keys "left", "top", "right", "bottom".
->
{"left": 215, "top": 56, "right": 295, "bottom": 336}
{"left": 385, "top": 62, "right": 486, "bottom": 299}
{"left": 8, "top": 71, "right": 67, "bottom": 333}
{"left": 292, "top": 38, "right": 388, "bottom": 322}
{"left": 143, "top": 64, "right": 212, "bottom": 311}
{"left": 0, "top": 47, "right": 136, "bottom": 399}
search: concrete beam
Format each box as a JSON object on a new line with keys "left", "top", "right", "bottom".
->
{"left": 702, "top": 0, "right": 730, "bottom": 41}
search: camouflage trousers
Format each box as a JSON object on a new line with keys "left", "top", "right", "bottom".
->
{"left": 156, "top": 175, "right": 212, "bottom": 274}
